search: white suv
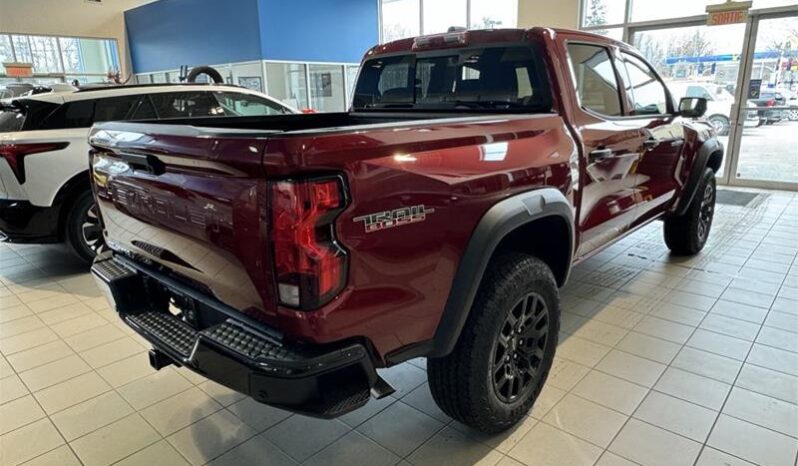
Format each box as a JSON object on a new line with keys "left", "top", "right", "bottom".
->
{"left": 0, "top": 84, "right": 296, "bottom": 262}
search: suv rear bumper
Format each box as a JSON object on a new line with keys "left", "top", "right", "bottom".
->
{"left": 91, "top": 254, "right": 379, "bottom": 418}
{"left": 0, "top": 199, "right": 60, "bottom": 243}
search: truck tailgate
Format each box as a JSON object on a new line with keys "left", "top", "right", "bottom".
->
{"left": 89, "top": 123, "right": 278, "bottom": 318}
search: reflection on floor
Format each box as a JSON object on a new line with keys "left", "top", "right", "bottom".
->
{"left": 0, "top": 188, "right": 797, "bottom": 466}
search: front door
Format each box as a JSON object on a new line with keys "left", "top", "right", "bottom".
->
{"left": 564, "top": 41, "right": 650, "bottom": 258}
{"left": 614, "top": 50, "right": 686, "bottom": 225}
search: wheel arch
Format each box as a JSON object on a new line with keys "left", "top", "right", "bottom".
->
{"left": 53, "top": 170, "right": 92, "bottom": 240}
{"left": 428, "top": 188, "right": 574, "bottom": 358}
{"left": 671, "top": 137, "right": 723, "bottom": 217}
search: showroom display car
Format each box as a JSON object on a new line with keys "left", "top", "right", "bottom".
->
{"left": 0, "top": 83, "right": 297, "bottom": 262}
{"left": 89, "top": 28, "right": 722, "bottom": 433}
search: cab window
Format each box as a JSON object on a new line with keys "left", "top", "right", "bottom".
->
{"left": 566, "top": 43, "right": 623, "bottom": 117}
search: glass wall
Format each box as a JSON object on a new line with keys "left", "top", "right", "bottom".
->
{"left": 264, "top": 62, "right": 309, "bottom": 109}
{"left": 580, "top": 0, "right": 798, "bottom": 189}
{"left": 138, "top": 61, "right": 359, "bottom": 113}
{"left": 0, "top": 33, "right": 119, "bottom": 84}
{"left": 380, "top": 0, "right": 518, "bottom": 42}
{"left": 309, "top": 64, "right": 346, "bottom": 112}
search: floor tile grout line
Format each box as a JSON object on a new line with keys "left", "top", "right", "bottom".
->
{"left": 690, "top": 198, "right": 796, "bottom": 466}
{"left": 596, "top": 192, "right": 783, "bottom": 466}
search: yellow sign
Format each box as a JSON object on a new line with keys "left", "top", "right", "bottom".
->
{"left": 706, "top": 1, "right": 752, "bottom": 26}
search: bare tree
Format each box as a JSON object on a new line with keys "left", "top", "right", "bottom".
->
{"left": 635, "top": 34, "right": 668, "bottom": 75}
{"left": 584, "top": 0, "right": 608, "bottom": 27}
{"left": 668, "top": 29, "right": 715, "bottom": 58}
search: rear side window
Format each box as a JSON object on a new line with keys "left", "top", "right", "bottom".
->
{"left": 41, "top": 100, "right": 95, "bottom": 129}
{"left": 131, "top": 96, "right": 158, "bottom": 120}
{"left": 567, "top": 43, "right": 622, "bottom": 117}
{"left": 94, "top": 96, "right": 141, "bottom": 123}
{"left": 0, "top": 110, "right": 25, "bottom": 132}
{"left": 618, "top": 52, "right": 669, "bottom": 115}
{"left": 148, "top": 92, "right": 220, "bottom": 119}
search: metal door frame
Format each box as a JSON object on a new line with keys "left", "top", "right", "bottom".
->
{"left": 724, "top": 6, "right": 798, "bottom": 190}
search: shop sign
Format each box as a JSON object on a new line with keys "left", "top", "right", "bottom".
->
{"left": 2, "top": 62, "right": 34, "bottom": 78}
{"left": 706, "top": 1, "right": 752, "bottom": 26}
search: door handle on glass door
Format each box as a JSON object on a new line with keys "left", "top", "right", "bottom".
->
{"left": 589, "top": 148, "right": 613, "bottom": 163}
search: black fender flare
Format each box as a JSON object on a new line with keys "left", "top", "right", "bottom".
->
{"left": 672, "top": 137, "right": 723, "bottom": 217}
{"left": 428, "top": 188, "right": 574, "bottom": 358}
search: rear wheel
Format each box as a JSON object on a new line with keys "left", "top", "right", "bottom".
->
{"left": 664, "top": 168, "right": 716, "bottom": 255}
{"left": 427, "top": 253, "right": 559, "bottom": 433}
{"left": 66, "top": 190, "right": 104, "bottom": 264}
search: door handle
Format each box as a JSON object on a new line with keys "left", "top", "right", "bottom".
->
{"left": 589, "top": 148, "right": 613, "bottom": 163}
{"left": 642, "top": 138, "right": 658, "bottom": 151}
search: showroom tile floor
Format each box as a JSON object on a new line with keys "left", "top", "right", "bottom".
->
{"left": 1, "top": 188, "right": 798, "bottom": 466}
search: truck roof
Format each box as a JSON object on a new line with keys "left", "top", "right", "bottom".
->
{"left": 367, "top": 27, "right": 627, "bottom": 57}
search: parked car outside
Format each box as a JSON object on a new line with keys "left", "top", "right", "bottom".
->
{"left": 751, "top": 90, "right": 788, "bottom": 124}
{"left": 0, "top": 83, "right": 297, "bottom": 262}
{"left": 667, "top": 81, "right": 757, "bottom": 134}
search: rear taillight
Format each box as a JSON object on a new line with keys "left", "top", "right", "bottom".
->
{"left": 0, "top": 142, "right": 69, "bottom": 183}
{"left": 271, "top": 176, "right": 348, "bottom": 309}
{"left": 766, "top": 99, "right": 776, "bottom": 107}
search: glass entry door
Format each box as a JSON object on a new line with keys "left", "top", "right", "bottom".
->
{"left": 631, "top": 23, "right": 747, "bottom": 179}
{"left": 726, "top": 11, "right": 798, "bottom": 188}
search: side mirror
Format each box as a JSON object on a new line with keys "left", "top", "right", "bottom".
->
{"left": 679, "top": 97, "right": 708, "bottom": 118}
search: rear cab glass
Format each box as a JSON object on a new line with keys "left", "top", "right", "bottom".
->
{"left": 353, "top": 43, "right": 552, "bottom": 112}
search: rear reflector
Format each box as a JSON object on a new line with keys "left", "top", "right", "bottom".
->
{"left": 0, "top": 142, "right": 69, "bottom": 183}
{"left": 271, "top": 177, "right": 348, "bottom": 309}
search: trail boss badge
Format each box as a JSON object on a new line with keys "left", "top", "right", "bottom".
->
{"left": 353, "top": 205, "right": 434, "bottom": 233}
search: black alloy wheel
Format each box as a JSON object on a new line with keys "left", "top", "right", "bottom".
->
{"left": 491, "top": 292, "right": 550, "bottom": 403}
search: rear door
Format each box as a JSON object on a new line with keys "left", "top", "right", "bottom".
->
{"left": 564, "top": 41, "right": 649, "bottom": 257}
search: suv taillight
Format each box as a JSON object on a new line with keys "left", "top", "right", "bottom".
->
{"left": 271, "top": 177, "right": 348, "bottom": 309}
{"left": 0, "top": 142, "right": 69, "bottom": 183}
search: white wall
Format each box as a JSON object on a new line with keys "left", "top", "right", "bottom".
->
{"left": 0, "top": 0, "right": 158, "bottom": 77}
{"left": 517, "top": 0, "right": 580, "bottom": 30}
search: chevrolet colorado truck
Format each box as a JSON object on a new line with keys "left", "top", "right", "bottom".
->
{"left": 89, "top": 28, "right": 722, "bottom": 433}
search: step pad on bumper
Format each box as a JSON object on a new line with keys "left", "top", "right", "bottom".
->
{"left": 128, "top": 312, "right": 197, "bottom": 357}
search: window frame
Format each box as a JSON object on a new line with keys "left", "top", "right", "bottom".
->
{"left": 565, "top": 39, "right": 676, "bottom": 120}
{"left": 616, "top": 48, "right": 676, "bottom": 117}
{"left": 564, "top": 40, "right": 627, "bottom": 119}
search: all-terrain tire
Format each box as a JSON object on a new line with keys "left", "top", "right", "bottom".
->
{"left": 66, "top": 190, "right": 103, "bottom": 264}
{"left": 427, "top": 253, "right": 560, "bottom": 433}
{"left": 664, "top": 168, "right": 716, "bottom": 255}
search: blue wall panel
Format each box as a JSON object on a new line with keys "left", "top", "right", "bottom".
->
{"left": 258, "top": 0, "right": 378, "bottom": 63}
{"left": 125, "top": 0, "right": 263, "bottom": 73}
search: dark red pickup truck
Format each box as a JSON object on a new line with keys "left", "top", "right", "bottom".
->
{"left": 89, "top": 27, "right": 722, "bottom": 433}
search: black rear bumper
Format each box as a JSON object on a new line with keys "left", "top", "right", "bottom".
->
{"left": 91, "top": 254, "right": 378, "bottom": 418}
{"left": 0, "top": 199, "right": 60, "bottom": 243}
